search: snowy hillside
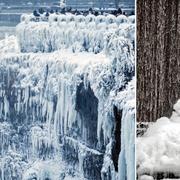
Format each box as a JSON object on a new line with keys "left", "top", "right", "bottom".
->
{"left": 0, "top": 13, "right": 135, "bottom": 180}
{"left": 137, "top": 100, "right": 180, "bottom": 180}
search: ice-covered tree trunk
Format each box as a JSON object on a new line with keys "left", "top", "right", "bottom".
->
{"left": 137, "top": 0, "right": 180, "bottom": 122}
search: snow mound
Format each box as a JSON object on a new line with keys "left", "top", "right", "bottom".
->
{"left": 137, "top": 100, "right": 180, "bottom": 179}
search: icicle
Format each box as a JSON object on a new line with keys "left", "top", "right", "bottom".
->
{"left": 78, "top": 147, "right": 86, "bottom": 177}
{"left": 4, "top": 95, "right": 9, "bottom": 120}
{"left": 118, "top": 104, "right": 135, "bottom": 180}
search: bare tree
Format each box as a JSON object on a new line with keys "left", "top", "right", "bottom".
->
{"left": 137, "top": 0, "right": 180, "bottom": 122}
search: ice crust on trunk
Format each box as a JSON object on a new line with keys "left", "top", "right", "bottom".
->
{"left": 0, "top": 13, "right": 135, "bottom": 180}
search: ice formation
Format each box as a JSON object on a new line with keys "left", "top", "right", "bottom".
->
{"left": 16, "top": 14, "right": 135, "bottom": 54}
{"left": 137, "top": 100, "right": 180, "bottom": 180}
{"left": 0, "top": 13, "right": 135, "bottom": 180}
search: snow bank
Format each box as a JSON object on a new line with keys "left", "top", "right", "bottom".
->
{"left": 137, "top": 100, "right": 180, "bottom": 179}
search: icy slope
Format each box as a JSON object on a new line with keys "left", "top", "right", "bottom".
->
{"left": 137, "top": 100, "right": 180, "bottom": 180}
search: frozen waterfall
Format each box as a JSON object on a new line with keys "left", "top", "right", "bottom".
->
{"left": 0, "top": 13, "right": 135, "bottom": 180}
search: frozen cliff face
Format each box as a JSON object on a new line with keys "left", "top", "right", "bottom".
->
{"left": 0, "top": 13, "right": 135, "bottom": 180}
{"left": 137, "top": 100, "right": 180, "bottom": 180}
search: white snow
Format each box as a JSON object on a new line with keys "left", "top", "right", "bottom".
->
{"left": 137, "top": 100, "right": 180, "bottom": 179}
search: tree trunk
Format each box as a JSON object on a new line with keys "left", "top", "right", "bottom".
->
{"left": 137, "top": 0, "right": 180, "bottom": 122}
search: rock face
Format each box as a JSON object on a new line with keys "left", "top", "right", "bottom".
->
{"left": 0, "top": 14, "right": 135, "bottom": 180}
{"left": 75, "top": 83, "right": 99, "bottom": 149}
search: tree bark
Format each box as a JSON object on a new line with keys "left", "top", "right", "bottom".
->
{"left": 137, "top": 0, "right": 180, "bottom": 122}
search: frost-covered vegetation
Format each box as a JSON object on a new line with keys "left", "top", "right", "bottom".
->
{"left": 137, "top": 100, "right": 180, "bottom": 180}
{"left": 0, "top": 12, "right": 135, "bottom": 180}
{"left": 17, "top": 13, "right": 135, "bottom": 54}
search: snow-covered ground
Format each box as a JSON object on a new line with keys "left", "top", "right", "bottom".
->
{"left": 137, "top": 100, "right": 180, "bottom": 180}
{"left": 0, "top": 13, "right": 135, "bottom": 180}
